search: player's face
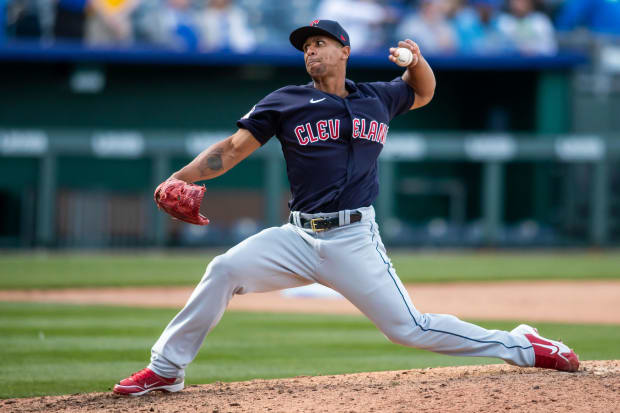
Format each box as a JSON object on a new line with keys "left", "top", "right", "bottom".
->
{"left": 303, "top": 35, "right": 349, "bottom": 78}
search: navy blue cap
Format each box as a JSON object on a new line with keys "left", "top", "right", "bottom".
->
{"left": 289, "top": 19, "right": 350, "bottom": 51}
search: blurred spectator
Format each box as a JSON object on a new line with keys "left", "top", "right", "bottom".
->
{"left": 396, "top": 0, "right": 458, "bottom": 54}
{"left": 85, "top": 0, "right": 139, "bottom": 46}
{"left": 555, "top": 0, "right": 620, "bottom": 35}
{"left": 137, "top": 0, "right": 200, "bottom": 51}
{"left": 537, "top": 0, "right": 564, "bottom": 16}
{"left": 54, "top": 0, "right": 88, "bottom": 40}
{"left": 235, "top": 0, "right": 314, "bottom": 49}
{"left": 5, "top": 0, "right": 40, "bottom": 38}
{"left": 498, "top": 0, "right": 557, "bottom": 55}
{"left": 317, "top": 0, "right": 394, "bottom": 52}
{"left": 4, "top": 0, "right": 613, "bottom": 55}
{"left": 450, "top": 0, "right": 514, "bottom": 54}
{"left": 197, "top": 0, "right": 256, "bottom": 53}
{"left": 445, "top": 0, "right": 483, "bottom": 52}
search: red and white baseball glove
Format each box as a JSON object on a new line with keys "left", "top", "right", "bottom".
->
{"left": 154, "top": 178, "right": 210, "bottom": 225}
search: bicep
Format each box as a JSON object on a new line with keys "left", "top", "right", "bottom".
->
{"left": 410, "top": 92, "right": 432, "bottom": 110}
{"left": 229, "top": 128, "right": 261, "bottom": 162}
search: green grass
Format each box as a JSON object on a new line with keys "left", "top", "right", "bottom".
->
{"left": 1, "top": 302, "right": 619, "bottom": 399}
{"left": 0, "top": 251, "right": 619, "bottom": 289}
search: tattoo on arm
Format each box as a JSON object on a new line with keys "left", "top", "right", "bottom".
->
{"left": 207, "top": 153, "right": 223, "bottom": 170}
{"left": 199, "top": 148, "right": 224, "bottom": 175}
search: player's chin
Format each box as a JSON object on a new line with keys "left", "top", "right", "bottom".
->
{"left": 307, "top": 64, "right": 326, "bottom": 76}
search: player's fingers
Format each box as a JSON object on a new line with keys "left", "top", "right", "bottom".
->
{"left": 404, "top": 39, "right": 421, "bottom": 55}
{"left": 403, "top": 39, "right": 420, "bottom": 54}
{"left": 398, "top": 40, "right": 414, "bottom": 51}
{"left": 388, "top": 55, "right": 397, "bottom": 62}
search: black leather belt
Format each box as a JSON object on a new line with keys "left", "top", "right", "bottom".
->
{"left": 289, "top": 211, "right": 362, "bottom": 232}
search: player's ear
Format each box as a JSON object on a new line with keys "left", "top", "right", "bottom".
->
{"left": 341, "top": 46, "right": 351, "bottom": 61}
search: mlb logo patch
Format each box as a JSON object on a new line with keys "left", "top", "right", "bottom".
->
{"left": 310, "top": 20, "right": 320, "bottom": 26}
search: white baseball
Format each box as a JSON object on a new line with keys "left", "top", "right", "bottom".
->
{"left": 395, "top": 47, "right": 413, "bottom": 67}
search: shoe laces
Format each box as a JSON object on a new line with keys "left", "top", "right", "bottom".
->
{"left": 130, "top": 368, "right": 152, "bottom": 381}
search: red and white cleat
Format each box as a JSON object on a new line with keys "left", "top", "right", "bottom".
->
{"left": 113, "top": 368, "right": 184, "bottom": 396}
{"left": 511, "top": 324, "right": 580, "bottom": 372}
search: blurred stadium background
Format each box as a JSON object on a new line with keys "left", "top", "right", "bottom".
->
{"left": 1, "top": 0, "right": 619, "bottom": 249}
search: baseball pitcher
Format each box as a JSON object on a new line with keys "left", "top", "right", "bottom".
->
{"left": 114, "top": 19, "right": 579, "bottom": 396}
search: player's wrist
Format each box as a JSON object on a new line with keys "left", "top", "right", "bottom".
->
{"left": 170, "top": 171, "right": 193, "bottom": 184}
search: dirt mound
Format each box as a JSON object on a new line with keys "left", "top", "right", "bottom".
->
{"left": 4, "top": 360, "right": 619, "bottom": 413}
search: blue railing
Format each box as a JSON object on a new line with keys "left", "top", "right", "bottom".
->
{"left": 0, "top": 40, "right": 589, "bottom": 70}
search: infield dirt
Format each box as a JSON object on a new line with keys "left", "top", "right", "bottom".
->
{"left": 2, "top": 280, "right": 619, "bottom": 324}
{"left": 3, "top": 360, "right": 619, "bottom": 412}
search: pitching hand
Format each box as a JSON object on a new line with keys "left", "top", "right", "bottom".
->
{"left": 389, "top": 39, "right": 421, "bottom": 68}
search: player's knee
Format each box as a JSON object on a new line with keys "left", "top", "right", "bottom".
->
{"left": 201, "top": 255, "right": 236, "bottom": 286}
{"left": 383, "top": 316, "right": 439, "bottom": 348}
{"left": 383, "top": 323, "right": 418, "bottom": 347}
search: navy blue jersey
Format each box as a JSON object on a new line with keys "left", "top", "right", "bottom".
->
{"left": 237, "top": 77, "right": 415, "bottom": 213}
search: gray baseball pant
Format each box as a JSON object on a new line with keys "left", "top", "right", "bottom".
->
{"left": 149, "top": 206, "right": 534, "bottom": 378}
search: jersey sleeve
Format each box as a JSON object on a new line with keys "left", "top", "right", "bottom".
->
{"left": 367, "top": 77, "right": 416, "bottom": 120}
{"left": 236, "top": 91, "right": 282, "bottom": 145}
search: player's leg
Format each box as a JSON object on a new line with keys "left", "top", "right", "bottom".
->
{"left": 148, "top": 224, "right": 318, "bottom": 378}
{"left": 132, "top": 225, "right": 316, "bottom": 386}
{"left": 315, "top": 215, "right": 534, "bottom": 367}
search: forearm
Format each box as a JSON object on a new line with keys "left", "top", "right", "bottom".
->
{"left": 171, "top": 129, "right": 260, "bottom": 183}
{"left": 402, "top": 54, "right": 435, "bottom": 101}
{"left": 172, "top": 140, "right": 231, "bottom": 183}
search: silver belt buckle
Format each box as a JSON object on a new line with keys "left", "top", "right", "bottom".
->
{"left": 310, "top": 217, "right": 326, "bottom": 232}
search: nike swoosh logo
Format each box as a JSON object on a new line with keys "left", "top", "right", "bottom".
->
{"left": 143, "top": 381, "right": 161, "bottom": 389}
{"left": 533, "top": 342, "right": 558, "bottom": 355}
{"left": 310, "top": 98, "right": 326, "bottom": 104}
